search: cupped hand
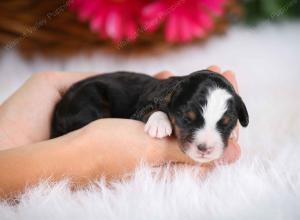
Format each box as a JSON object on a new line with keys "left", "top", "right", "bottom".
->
{"left": 0, "top": 72, "right": 96, "bottom": 148}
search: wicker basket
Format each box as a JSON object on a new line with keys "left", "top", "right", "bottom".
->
{"left": 0, "top": 0, "right": 242, "bottom": 58}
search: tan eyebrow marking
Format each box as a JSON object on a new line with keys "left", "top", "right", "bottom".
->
{"left": 170, "top": 116, "right": 176, "bottom": 125}
{"left": 186, "top": 111, "right": 197, "bottom": 121}
{"left": 174, "top": 125, "right": 181, "bottom": 138}
{"left": 222, "top": 115, "right": 230, "bottom": 125}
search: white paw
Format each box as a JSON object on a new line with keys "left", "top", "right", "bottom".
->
{"left": 144, "top": 111, "right": 172, "bottom": 139}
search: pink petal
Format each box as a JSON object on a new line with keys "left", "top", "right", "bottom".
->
{"left": 178, "top": 16, "right": 194, "bottom": 42}
{"left": 142, "top": 2, "right": 165, "bottom": 32}
{"left": 190, "top": 21, "right": 205, "bottom": 38}
{"left": 165, "top": 15, "right": 179, "bottom": 43}
{"left": 185, "top": 13, "right": 205, "bottom": 38}
{"left": 201, "top": 0, "right": 225, "bottom": 16}
{"left": 142, "top": 2, "right": 165, "bottom": 20}
{"left": 196, "top": 12, "right": 213, "bottom": 30}
{"left": 78, "top": 1, "right": 98, "bottom": 21}
{"left": 105, "top": 10, "right": 123, "bottom": 42}
{"left": 125, "top": 20, "right": 138, "bottom": 41}
{"left": 90, "top": 14, "right": 104, "bottom": 32}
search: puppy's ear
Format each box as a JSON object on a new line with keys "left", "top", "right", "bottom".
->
{"left": 234, "top": 95, "right": 249, "bottom": 127}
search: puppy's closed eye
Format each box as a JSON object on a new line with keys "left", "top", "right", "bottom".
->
{"left": 181, "top": 111, "right": 197, "bottom": 125}
{"left": 221, "top": 115, "right": 230, "bottom": 125}
{"left": 186, "top": 111, "right": 197, "bottom": 121}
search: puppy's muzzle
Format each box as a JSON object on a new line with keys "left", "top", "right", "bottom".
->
{"left": 197, "top": 144, "right": 214, "bottom": 154}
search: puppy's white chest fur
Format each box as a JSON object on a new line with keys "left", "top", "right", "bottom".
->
{"left": 144, "top": 111, "right": 172, "bottom": 138}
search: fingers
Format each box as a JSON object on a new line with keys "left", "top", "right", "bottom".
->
{"left": 231, "top": 123, "right": 240, "bottom": 141}
{"left": 207, "top": 66, "right": 239, "bottom": 93}
{"left": 222, "top": 70, "right": 239, "bottom": 93}
{"left": 154, "top": 70, "right": 174, "bottom": 80}
{"left": 207, "top": 65, "right": 221, "bottom": 73}
{"left": 215, "top": 139, "right": 241, "bottom": 165}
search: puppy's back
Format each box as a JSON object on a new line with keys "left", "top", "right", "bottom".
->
{"left": 51, "top": 71, "right": 156, "bottom": 138}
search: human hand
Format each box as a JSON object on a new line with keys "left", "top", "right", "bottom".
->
{"left": 0, "top": 72, "right": 96, "bottom": 149}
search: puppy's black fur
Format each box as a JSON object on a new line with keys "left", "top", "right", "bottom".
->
{"left": 51, "top": 70, "right": 249, "bottom": 149}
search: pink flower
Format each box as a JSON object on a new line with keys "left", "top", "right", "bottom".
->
{"left": 70, "top": 0, "right": 145, "bottom": 42}
{"left": 141, "top": 0, "right": 226, "bottom": 42}
{"left": 70, "top": 0, "right": 227, "bottom": 43}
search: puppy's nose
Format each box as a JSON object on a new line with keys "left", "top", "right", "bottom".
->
{"left": 197, "top": 144, "right": 207, "bottom": 152}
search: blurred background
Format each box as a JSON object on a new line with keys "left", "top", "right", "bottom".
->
{"left": 0, "top": 0, "right": 299, "bottom": 100}
{"left": 0, "top": 0, "right": 300, "bottom": 102}
{"left": 0, "top": 0, "right": 299, "bottom": 102}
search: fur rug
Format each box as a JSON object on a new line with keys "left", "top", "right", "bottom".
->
{"left": 0, "top": 21, "right": 300, "bottom": 220}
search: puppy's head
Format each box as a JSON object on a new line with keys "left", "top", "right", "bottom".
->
{"left": 169, "top": 70, "right": 249, "bottom": 163}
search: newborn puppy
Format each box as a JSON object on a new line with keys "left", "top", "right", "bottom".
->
{"left": 51, "top": 70, "right": 249, "bottom": 163}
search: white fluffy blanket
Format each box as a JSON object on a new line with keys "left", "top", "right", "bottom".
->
{"left": 0, "top": 22, "right": 300, "bottom": 220}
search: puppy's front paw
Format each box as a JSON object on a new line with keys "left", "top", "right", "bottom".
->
{"left": 144, "top": 111, "right": 172, "bottom": 139}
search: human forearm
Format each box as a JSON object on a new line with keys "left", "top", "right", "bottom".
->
{"left": 0, "top": 131, "right": 88, "bottom": 198}
{"left": 0, "top": 119, "right": 193, "bottom": 198}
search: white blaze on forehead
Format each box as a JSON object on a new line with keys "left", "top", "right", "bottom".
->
{"left": 189, "top": 88, "right": 232, "bottom": 163}
{"left": 202, "top": 88, "right": 232, "bottom": 128}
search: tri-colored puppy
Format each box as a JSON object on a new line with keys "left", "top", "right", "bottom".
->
{"left": 51, "top": 70, "right": 249, "bottom": 163}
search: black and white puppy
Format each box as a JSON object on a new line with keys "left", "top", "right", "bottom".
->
{"left": 51, "top": 70, "right": 249, "bottom": 163}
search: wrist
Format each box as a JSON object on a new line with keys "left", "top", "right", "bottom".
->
{"left": 0, "top": 109, "right": 33, "bottom": 149}
{"left": 0, "top": 126, "right": 14, "bottom": 150}
{"left": 144, "top": 136, "right": 195, "bottom": 166}
{"left": 48, "top": 130, "right": 103, "bottom": 184}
